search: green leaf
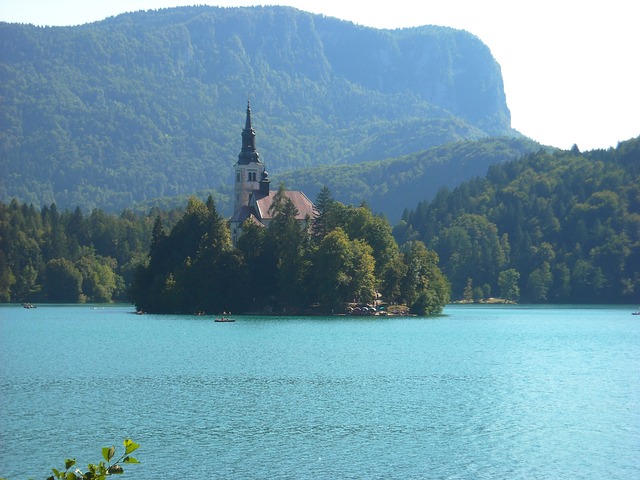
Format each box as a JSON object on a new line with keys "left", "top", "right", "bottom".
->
{"left": 65, "top": 472, "right": 77, "bottom": 480}
{"left": 123, "top": 439, "right": 139, "bottom": 455}
{"left": 123, "top": 456, "right": 139, "bottom": 464}
{"left": 52, "top": 468, "right": 61, "bottom": 478}
{"left": 102, "top": 446, "right": 115, "bottom": 462}
{"left": 65, "top": 459, "right": 76, "bottom": 470}
{"left": 96, "top": 461, "right": 106, "bottom": 471}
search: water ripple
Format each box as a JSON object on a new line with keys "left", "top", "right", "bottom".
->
{"left": 1, "top": 305, "right": 639, "bottom": 479}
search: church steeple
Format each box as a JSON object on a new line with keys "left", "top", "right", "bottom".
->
{"left": 228, "top": 101, "right": 315, "bottom": 247}
{"left": 233, "top": 101, "right": 265, "bottom": 216}
{"left": 236, "top": 100, "right": 261, "bottom": 166}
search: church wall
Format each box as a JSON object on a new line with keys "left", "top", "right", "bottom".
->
{"left": 234, "top": 164, "right": 262, "bottom": 214}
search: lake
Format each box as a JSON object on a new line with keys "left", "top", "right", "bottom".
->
{"left": 1, "top": 304, "right": 639, "bottom": 479}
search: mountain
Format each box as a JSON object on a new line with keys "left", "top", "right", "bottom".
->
{"left": 0, "top": 5, "right": 518, "bottom": 214}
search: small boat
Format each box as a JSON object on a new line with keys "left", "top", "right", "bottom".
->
{"left": 23, "top": 303, "right": 37, "bottom": 309}
{"left": 214, "top": 317, "right": 235, "bottom": 322}
{"left": 632, "top": 310, "right": 640, "bottom": 316}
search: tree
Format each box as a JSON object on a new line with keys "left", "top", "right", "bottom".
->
{"left": 498, "top": 268, "right": 520, "bottom": 301}
{"left": 322, "top": 202, "right": 402, "bottom": 298}
{"left": 0, "top": 251, "right": 16, "bottom": 302}
{"left": 236, "top": 220, "right": 276, "bottom": 310}
{"left": 379, "top": 252, "right": 407, "bottom": 304}
{"left": 0, "top": 199, "right": 163, "bottom": 304}
{"left": 76, "top": 248, "right": 119, "bottom": 303}
{"left": 45, "top": 258, "right": 83, "bottom": 302}
{"left": 13, "top": 264, "right": 41, "bottom": 301}
{"left": 129, "top": 196, "right": 240, "bottom": 313}
{"left": 311, "top": 185, "right": 334, "bottom": 241}
{"left": 402, "top": 241, "right": 450, "bottom": 315}
{"left": 348, "top": 238, "right": 377, "bottom": 305}
{"left": 150, "top": 216, "right": 166, "bottom": 256}
{"left": 313, "top": 228, "right": 376, "bottom": 310}
{"left": 462, "top": 277, "right": 473, "bottom": 303}
{"left": 437, "top": 214, "right": 506, "bottom": 298}
{"left": 313, "top": 228, "right": 355, "bottom": 308}
{"left": 267, "top": 185, "right": 311, "bottom": 312}
{"left": 526, "top": 262, "right": 552, "bottom": 302}
{"left": 41, "top": 204, "right": 69, "bottom": 261}
{"left": 397, "top": 140, "right": 640, "bottom": 304}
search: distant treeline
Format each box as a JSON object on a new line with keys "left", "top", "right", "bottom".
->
{"left": 395, "top": 138, "right": 640, "bottom": 303}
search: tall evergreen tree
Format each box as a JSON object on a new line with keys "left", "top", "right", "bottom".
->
{"left": 311, "top": 185, "right": 334, "bottom": 241}
{"left": 267, "top": 185, "right": 310, "bottom": 312}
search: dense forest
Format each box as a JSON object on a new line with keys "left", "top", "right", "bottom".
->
{"left": 129, "top": 187, "right": 450, "bottom": 315}
{"left": 394, "top": 137, "right": 640, "bottom": 303}
{"left": 0, "top": 199, "right": 181, "bottom": 303}
{"left": 1, "top": 138, "right": 638, "bottom": 307}
{"left": 0, "top": 188, "right": 450, "bottom": 315}
{"left": 1, "top": 5, "right": 516, "bottom": 213}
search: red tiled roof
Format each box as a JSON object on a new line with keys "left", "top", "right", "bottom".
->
{"left": 254, "top": 190, "right": 316, "bottom": 221}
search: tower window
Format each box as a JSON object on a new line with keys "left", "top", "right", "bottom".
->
{"left": 248, "top": 172, "right": 257, "bottom": 182}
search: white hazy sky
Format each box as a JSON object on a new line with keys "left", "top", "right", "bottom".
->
{"left": 2, "top": 0, "right": 639, "bottom": 151}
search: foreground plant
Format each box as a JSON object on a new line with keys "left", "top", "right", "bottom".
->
{"left": 47, "top": 439, "right": 140, "bottom": 480}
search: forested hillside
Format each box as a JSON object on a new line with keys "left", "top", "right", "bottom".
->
{"left": 276, "top": 136, "right": 540, "bottom": 222}
{"left": 395, "top": 137, "right": 640, "bottom": 303}
{"left": 2, "top": 139, "right": 638, "bottom": 306}
{"left": 1, "top": 5, "right": 516, "bottom": 213}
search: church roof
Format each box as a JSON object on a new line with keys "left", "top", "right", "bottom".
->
{"left": 253, "top": 190, "right": 316, "bottom": 221}
{"left": 230, "top": 190, "right": 316, "bottom": 226}
{"left": 230, "top": 205, "right": 258, "bottom": 224}
{"left": 245, "top": 213, "right": 265, "bottom": 227}
{"left": 236, "top": 100, "right": 261, "bottom": 166}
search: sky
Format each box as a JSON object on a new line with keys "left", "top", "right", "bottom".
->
{"left": 2, "top": 0, "right": 639, "bottom": 151}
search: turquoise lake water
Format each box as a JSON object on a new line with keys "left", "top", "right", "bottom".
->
{"left": 1, "top": 304, "right": 639, "bottom": 479}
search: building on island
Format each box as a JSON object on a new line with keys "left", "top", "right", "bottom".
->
{"left": 229, "top": 101, "right": 315, "bottom": 244}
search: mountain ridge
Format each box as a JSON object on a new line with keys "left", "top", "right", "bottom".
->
{"left": 1, "top": 5, "right": 518, "bottom": 216}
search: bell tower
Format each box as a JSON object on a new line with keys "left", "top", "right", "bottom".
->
{"left": 234, "top": 100, "right": 263, "bottom": 215}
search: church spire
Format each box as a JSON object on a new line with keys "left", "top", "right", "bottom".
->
{"left": 237, "top": 100, "right": 261, "bottom": 165}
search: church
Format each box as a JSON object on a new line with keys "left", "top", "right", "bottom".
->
{"left": 229, "top": 101, "right": 316, "bottom": 244}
